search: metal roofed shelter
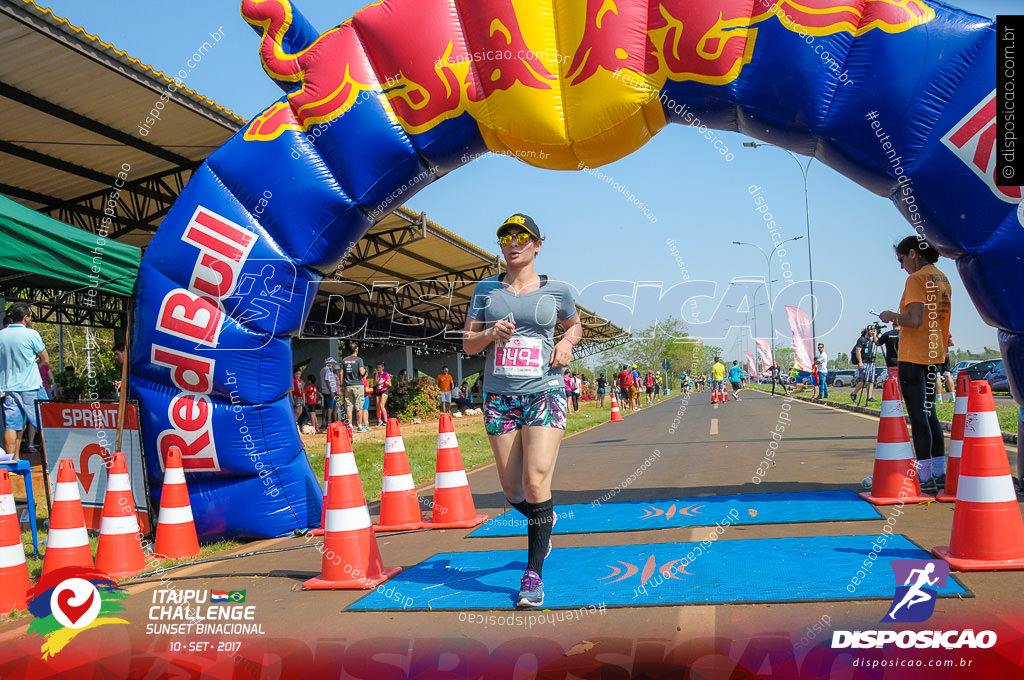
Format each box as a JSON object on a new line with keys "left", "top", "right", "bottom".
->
{"left": 0, "top": 0, "right": 244, "bottom": 250}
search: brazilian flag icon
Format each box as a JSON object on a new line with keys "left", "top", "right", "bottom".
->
{"left": 228, "top": 591, "right": 246, "bottom": 603}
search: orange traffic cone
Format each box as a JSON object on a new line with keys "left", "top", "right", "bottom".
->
{"left": 374, "top": 419, "right": 424, "bottom": 532}
{"left": 609, "top": 392, "right": 623, "bottom": 422}
{"left": 934, "top": 381, "right": 1024, "bottom": 570}
{"left": 424, "top": 415, "right": 488, "bottom": 529}
{"left": 0, "top": 469, "right": 30, "bottom": 612}
{"left": 309, "top": 423, "right": 339, "bottom": 537}
{"left": 711, "top": 388, "right": 719, "bottom": 404}
{"left": 722, "top": 387, "right": 730, "bottom": 402}
{"left": 937, "top": 374, "right": 971, "bottom": 503}
{"left": 41, "top": 459, "right": 94, "bottom": 577}
{"left": 304, "top": 426, "right": 402, "bottom": 589}
{"left": 154, "top": 447, "right": 200, "bottom": 559}
{"left": 94, "top": 452, "right": 147, "bottom": 578}
{"left": 859, "top": 378, "right": 933, "bottom": 505}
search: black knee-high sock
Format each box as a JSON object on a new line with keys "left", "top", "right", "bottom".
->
{"left": 507, "top": 498, "right": 530, "bottom": 518}
{"left": 526, "top": 499, "right": 554, "bottom": 576}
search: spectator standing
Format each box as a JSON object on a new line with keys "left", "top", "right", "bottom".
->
{"left": 571, "top": 372, "right": 581, "bottom": 412}
{"left": 617, "top": 365, "right": 633, "bottom": 411}
{"left": 936, "top": 334, "right": 955, "bottom": 402}
{"left": 292, "top": 370, "right": 307, "bottom": 427}
{"left": 815, "top": 343, "right": 829, "bottom": 399}
{"left": 373, "top": 362, "right": 392, "bottom": 427}
{"left": 303, "top": 375, "right": 320, "bottom": 432}
{"left": 436, "top": 366, "right": 455, "bottom": 414}
{"left": 341, "top": 344, "right": 365, "bottom": 432}
{"left": 320, "top": 357, "right": 340, "bottom": 432}
{"left": 596, "top": 373, "right": 607, "bottom": 407}
{"left": 711, "top": 357, "right": 726, "bottom": 400}
{"left": 645, "top": 370, "right": 655, "bottom": 406}
{"left": 359, "top": 366, "right": 372, "bottom": 431}
{"left": 850, "top": 327, "right": 879, "bottom": 403}
{"left": 876, "top": 321, "right": 901, "bottom": 380}
{"left": 0, "top": 302, "right": 48, "bottom": 460}
{"left": 879, "top": 236, "right": 952, "bottom": 494}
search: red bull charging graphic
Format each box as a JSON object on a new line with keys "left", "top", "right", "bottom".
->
{"left": 129, "top": 0, "right": 1022, "bottom": 541}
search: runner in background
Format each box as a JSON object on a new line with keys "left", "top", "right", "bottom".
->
{"left": 728, "top": 360, "right": 743, "bottom": 401}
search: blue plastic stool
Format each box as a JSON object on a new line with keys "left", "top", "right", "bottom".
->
{"left": 1, "top": 459, "right": 38, "bottom": 555}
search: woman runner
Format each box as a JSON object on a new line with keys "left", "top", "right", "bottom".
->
{"left": 462, "top": 214, "right": 581, "bottom": 608}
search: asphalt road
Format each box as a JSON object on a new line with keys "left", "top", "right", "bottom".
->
{"left": 4, "top": 389, "right": 1023, "bottom": 678}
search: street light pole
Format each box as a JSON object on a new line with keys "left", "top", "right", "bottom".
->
{"left": 733, "top": 238, "right": 803, "bottom": 366}
{"left": 743, "top": 141, "right": 816, "bottom": 348}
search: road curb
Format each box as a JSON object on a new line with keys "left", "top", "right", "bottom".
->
{"left": 778, "top": 390, "right": 1018, "bottom": 444}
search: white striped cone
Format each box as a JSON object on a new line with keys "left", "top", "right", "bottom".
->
{"left": 0, "top": 470, "right": 30, "bottom": 611}
{"left": 934, "top": 380, "right": 1024, "bottom": 570}
{"left": 860, "top": 378, "right": 932, "bottom": 505}
{"left": 609, "top": 392, "right": 623, "bottom": 422}
{"left": 424, "top": 414, "right": 488, "bottom": 529}
{"left": 304, "top": 426, "right": 401, "bottom": 589}
{"left": 41, "top": 459, "right": 94, "bottom": 577}
{"left": 309, "top": 422, "right": 339, "bottom": 537}
{"left": 374, "top": 419, "right": 424, "bottom": 531}
{"left": 937, "top": 375, "right": 970, "bottom": 503}
{"left": 154, "top": 447, "right": 200, "bottom": 559}
{"left": 95, "top": 452, "right": 147, "bottom": 577}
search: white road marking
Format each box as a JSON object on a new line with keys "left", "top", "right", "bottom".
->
{"left": 710, "top": 419, "right": 719, "bottom": 436}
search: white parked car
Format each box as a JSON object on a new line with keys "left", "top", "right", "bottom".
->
{"left": 951, "top": 360, "right": 978, "bottom": 381}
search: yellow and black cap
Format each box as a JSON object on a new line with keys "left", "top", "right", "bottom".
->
{"left": 497, "top": 213, "right": 544, "bottom": 241}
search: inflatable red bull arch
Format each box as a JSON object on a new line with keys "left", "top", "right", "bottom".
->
{"left": 132, "top": 0, "right": 1023, "bottom": 539}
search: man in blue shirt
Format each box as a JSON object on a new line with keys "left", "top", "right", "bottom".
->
{"left": 1, "top": 302, "right": 48, "bottom": 460}
{"left": 728, "top": 360, "right": 744, "bottom": 401}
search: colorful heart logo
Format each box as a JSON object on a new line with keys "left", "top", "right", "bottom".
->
{"left": 49, "top": 578, "right": 101, "bottom": 629}
{"left": 56, "top": 588, "right": 95, "bottom": 625}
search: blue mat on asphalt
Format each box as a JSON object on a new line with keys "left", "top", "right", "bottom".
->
{"left": 468, "top": 490, "right": 883, "bottom": 537}
{"left": 348, "top": 534, "right": 969, "bottom": 611}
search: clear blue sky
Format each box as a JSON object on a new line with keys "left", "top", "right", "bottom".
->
{"left": 39, "top": 0, "right": 1016, "bottom": 359}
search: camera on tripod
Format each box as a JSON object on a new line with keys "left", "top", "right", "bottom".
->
{"left": 868, "top": 321, "right": 885, "bottom": 332}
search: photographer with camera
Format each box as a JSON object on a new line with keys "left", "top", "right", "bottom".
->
{"left": 850, "top": 324, "right": 880, "bottom": 404}
{"left": 876, "top": 320, "right": 900, "bottom": 380}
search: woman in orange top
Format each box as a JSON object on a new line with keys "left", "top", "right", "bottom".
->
{"left": 879, "top": 236, "right": 951, "bottom": 494}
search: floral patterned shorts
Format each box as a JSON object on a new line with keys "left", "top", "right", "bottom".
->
{"left": 483, "top": 389, "right": 568, "bottom": 436}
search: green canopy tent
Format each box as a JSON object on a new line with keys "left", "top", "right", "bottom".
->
{"left": 0, "top": 194, "right": 141, "bottom": 302}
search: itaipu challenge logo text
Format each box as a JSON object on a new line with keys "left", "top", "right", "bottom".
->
{"left": 147, "top": 587, "right": 263, "bottom": 635}
{"left": 26, "top": 567, "right": 129, "bottom": 659}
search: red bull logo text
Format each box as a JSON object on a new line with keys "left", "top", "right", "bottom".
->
{"left": 241, "top": 0, "right": 934, "bottom": 165}
{"left": 152, "top": 207, "right": 257, "bottom": 471}
{"left": 942, "top": 91, "right": 1024, "bottom": 204}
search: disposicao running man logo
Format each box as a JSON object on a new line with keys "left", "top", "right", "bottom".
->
{"left": 883, "top": 559, "right": 949, "bottom": 623}
{"left": 27, "top": 567, "right": 129, "bottom": 659}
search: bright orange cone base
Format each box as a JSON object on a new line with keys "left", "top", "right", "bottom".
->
{"left": 304, "top": 565, "right": 403, "bottom": 590}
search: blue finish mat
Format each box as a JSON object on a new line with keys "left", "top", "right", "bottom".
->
{"left": 349, "top": 534, "right": 969, "bottom": 611}
{"left": 469, "top": 490, "right": 883, "bottom": 537}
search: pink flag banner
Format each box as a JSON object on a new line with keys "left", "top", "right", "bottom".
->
{"left": 784, "top": 305, "right": 814, "bottom": 371}
{"left": 744, "top": 351, "right": 759, "bottom": 379}
{"left": 754, "top": 338, "right": 773, "bottom": 370}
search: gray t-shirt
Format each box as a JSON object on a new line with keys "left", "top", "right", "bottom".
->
{"left": 467, "top": 275, "right": 577, "bottom": 395}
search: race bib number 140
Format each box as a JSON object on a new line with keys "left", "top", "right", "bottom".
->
{"left": 494, "top": 337, "right": 544, "bottom": 378}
